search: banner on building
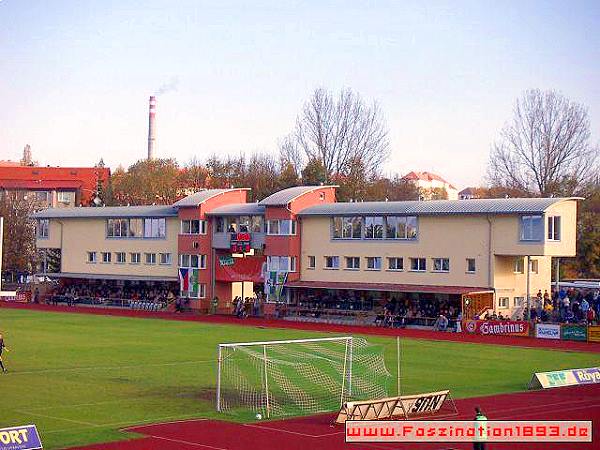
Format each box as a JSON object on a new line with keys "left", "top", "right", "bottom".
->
{"left": 561, "top": 324, "right": 587, "bottom": 342}
{"left": 588, "top": 326, "right": 600, "bottom": 343}
{"left": 0, "top": 424, "right": 42, "bottom": 450}
{"left": 219, "top": 255, "right": 234, "bottom": 266}
{"left": 462, "top": 320, "right": 530, "bottom": 337}
{"left": 535, "top": 323, "right": 561, "bottom": 340}
{"left": 528, "top": 367, "right": 600, "bottom": 390}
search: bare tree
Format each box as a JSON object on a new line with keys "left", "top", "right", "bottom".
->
{"left": 488, "top": 89, "right": 599, "bottom": 196}
{"left": 284, "top": 87, "right": 390, "bottom": 182}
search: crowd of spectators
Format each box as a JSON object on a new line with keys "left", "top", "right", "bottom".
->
{"left": 50, "top": 282, "right": 176, "bottom": 306}
{"left": 528, "top": 288, "right": 600, "bottom": 325}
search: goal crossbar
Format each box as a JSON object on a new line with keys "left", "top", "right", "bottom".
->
{"left": 218, "top": 336, "right": 353, "bottom": 348}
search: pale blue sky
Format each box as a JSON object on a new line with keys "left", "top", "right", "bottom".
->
{"left": 1, "top": 0, "right": 599, "bottom": 188}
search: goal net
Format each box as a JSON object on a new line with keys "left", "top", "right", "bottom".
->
{"left": 216, "top": 336, "right": 391, "bottom": 419}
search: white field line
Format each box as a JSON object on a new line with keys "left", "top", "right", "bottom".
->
{"left": 38, "top": 415, "right": 208, "bottom": 434}
{"left": 10, "top": 359, "right": 214, "bottom": 375}
{"left": 14, "top": 410, "right": 97, "bottom": 427}
{"left": 242, "top": 422, "right": 343, "bottom": 438}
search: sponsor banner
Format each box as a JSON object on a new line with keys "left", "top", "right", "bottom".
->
{"left": 336, "top": 390, "right": 449, "bottom": 423}
{"left": 561, "top": 324, "right": 587, "bottom": 342}
{"left": 462, "top": 320, "right": 530, "bottom": 337}
{"left": 345, "top": 420, "right": 592, "bottom": 443}
{"left": 588, "top": 325, "right": 600, "bottom": 343}
{"left": 0, "top": 424, "right": 42, "bottom": 450}
{"left": 535, "top": 323, "right": 561, "bottom": 340}
{"left": 218, "top": 255, "right": 234, "bottom": 266}
{"left": 528, "top": 367, "right": 600, "bottom": 389}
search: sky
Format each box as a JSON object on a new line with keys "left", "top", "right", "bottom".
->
{"left": 1, "top": 0, "right": 599, "bottom": 189}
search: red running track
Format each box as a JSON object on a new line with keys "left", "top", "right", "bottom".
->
{"left": 71, "top": 384, "right": 600, "bottom": 450}
{"left": 3, "top": 301, "right": 600, "bottom": 353}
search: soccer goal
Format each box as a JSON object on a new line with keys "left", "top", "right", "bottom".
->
{"left": 216, "top": 336, "right": 391, "bottom": 419}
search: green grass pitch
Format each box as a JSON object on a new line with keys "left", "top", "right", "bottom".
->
{"left": 1, "top": 308, "right": 599, "bottom": 449}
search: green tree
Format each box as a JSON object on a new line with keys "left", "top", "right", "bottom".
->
{"left": 301, "top": 158, "right": 327, "bottom": 185}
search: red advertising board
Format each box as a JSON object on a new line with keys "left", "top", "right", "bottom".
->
{"left": 462, "top": 320, "right": 530, "bottom": 337}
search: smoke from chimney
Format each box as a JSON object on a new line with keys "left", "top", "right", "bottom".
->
{"left": 148, "top": 95, "right": 156, "bottom": 160}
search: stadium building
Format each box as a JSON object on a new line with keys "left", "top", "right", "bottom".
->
{"left": 32, "top": 186, "right": 579, "bottom": 322}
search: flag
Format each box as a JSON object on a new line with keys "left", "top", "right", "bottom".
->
{"left": 178, "top": 268, "right": 189, "bottom": 292}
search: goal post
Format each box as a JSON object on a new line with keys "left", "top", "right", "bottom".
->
{"left": 216, "top": 336, "right": 391, "bottom": 419}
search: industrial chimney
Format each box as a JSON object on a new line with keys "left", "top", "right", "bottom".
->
{"left": 147, "top": 95, "right": 156, "bottom": 159}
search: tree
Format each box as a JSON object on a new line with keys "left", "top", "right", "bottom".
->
{"left": 301, "top": 158, "right": 328, "bottom": 185}
{"left": 488, "top": 89, "right": 599, "bottom": 196}
{"left": 365, "top": 175, "right": 420, "bottom": 201}
{"left": 277, "top": 161, "right": 300, "bottom": 191}
{"left": 179, "top": 157, "right": 210, "bottom": 193}
{"left": 285, "top": 87, "right": 390, "bottom": 182}
{"left": 244, "top": 154, "right": 279, "bottom": 201}
{"left": 109, "top": 159, "right": 180, "bottom": 205}
{"left": 0, "top": 192, "right": 38, "bottom": 277}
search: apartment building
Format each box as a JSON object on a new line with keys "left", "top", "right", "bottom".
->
{"left": 0, "top": 164, "right": 110, "bottom": 208}
{"left": 32, "top": 186, "right": 579, "bottom": 319}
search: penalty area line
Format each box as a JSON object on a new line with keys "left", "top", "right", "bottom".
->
{"left": 10, "top": 359, "right": 214, "bottom": 375}
{"left": 145, "top": 434, "right": 229, "bottom": 450}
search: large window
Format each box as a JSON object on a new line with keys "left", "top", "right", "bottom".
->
{"left": 107, "top": 218, "right": 163, "bottom": 238}
{"left": 332, "top": 217, "right": 362, "bottom": 239}
{"left": 57, "top": 191, "right": 74, "bottom": 204}
{"left": 181, "top": 220, "right": 207, "bottom": 235}
{"left": 388, "top": 257, "right": 404, "bottom": 271}
{"left": 267, "top": 256, "right": 297, "bottom": 272}
{"left": 364, "top": 217, "right": 384, "bottom": 239}
{"left": 366, "top": 257, "right": 382, "bottom": 270}
{"left": 386, "top": 216, "right": 418, "bottom": 239}
{"left": 179, "top": 254, "right": 206, "bottom": 269}
{"left": 266, "top": 219, "right": 296, "bottom": 235}
{"left": 144, "top": 218, "right": 166, "bottom": 238}
{"left": 37, "top": 219, "right": 49, "bottom": 238}
{"left": 432, "top": 258, "right": 450, "bottom": 272}
{"left": 514, "top": 257, "right": 524, "bottom": 273}
{"left": 325, "top": 256, "right": 340, "bottom": 269}
{"left": 520, "top": 215, "right": 543, "bottom": 241}
{"left": 345, "top": 256, "right": 360, "bottom": 270}
{"left": 410, "top": 257, "right": 426, "bottom": 272}
{"left": 547, "top": 216, "right": 561, "bottom": 241}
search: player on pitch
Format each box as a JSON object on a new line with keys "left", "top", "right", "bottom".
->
{"left": 0, "top": 332, "right": 8, "bottom": 373}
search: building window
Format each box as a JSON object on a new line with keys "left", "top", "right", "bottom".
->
{"left": 466, "top": 258, "right": 476, "bottom": 273}
{"left": 520, "top": 215, "right": 543, "bottom": 241}
{"left": 530, "top": 259, "right": 539, "bottom": 274}
{"left": 57, "top": 191, "right": 74, "bottom": 204}
{"left": 181, "top": 220, "right": 207, "bottom": 235}
{"left": 410, "top": 257, "right": 426, "bottom": 272}
{"left": 129, "top": 218, "right": 143, "bottom": 237}
{"left": 251, "top": 216, "right": 263, "bottom": 233}
{"left": 364, "top": 217, "right": 384, "bottom": 239}
{"left": 432, "top": 258, "right": 450, "bottom": 273}
{"left": 332, "top": 217, "right": 362, "bottom": 239}
{"left": 130, "top": 252, "right": 141, "bottom": 264}
{"left": 366, "top": 257, "right": 382, "bottom": 270}
{"left": 388, "top": 257, "right": 404, "bottom": 271}
{"left": 345, "top": 257, "right": 360, "bottom": 270}
{"left": 35, "top": 191, "right": 50, "bottom": 204}
{"left": 514, "top": 258, "right": 525, "bottom": 274}
{"left": 37, "top": 219, "right": 49, "bottom": 238}
{"left": 87, "top": 251, "right": 97, "bottom": 263}
{"left": 116, "top": 252, "right": 126, "bottom": 264}
{"left": 215, "top": 217, "right": 225, "bottom": 233}
{"left": 307, "top": 255, "right": 316, "bottom": 269}
{"left": 144, "top": 218, "right": 166, "bottom": 238}
{"left": 514, "top": 297, "right": 524, "bottom": 307}
{"left": 267, "top": 256, "right": 296, "bottom": 272}
{"left": 159, "top": 253, "right": 172, "bottom": 265}
{"left": 498, "top": 297, "right": 509, "bottom": 309}
{"left": 325, "top": 256, "right": 340, "bottom": 269}
{"left": 547, "top": 216, "right": 561, "bottom": 241}
{"left": 179, "top": 254, "right": 206, "bottom": 269}
{"left": 266, "top": 219, "right": 296, "bottom": 235}
{"left": 101, "top": 252, "right": 111, "bottom": 263}
{"left": 145, "top": 253, "right": 157, "bottom": 265}
{"left": 385, "top": 216, "right": 418, "bottom": 239}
